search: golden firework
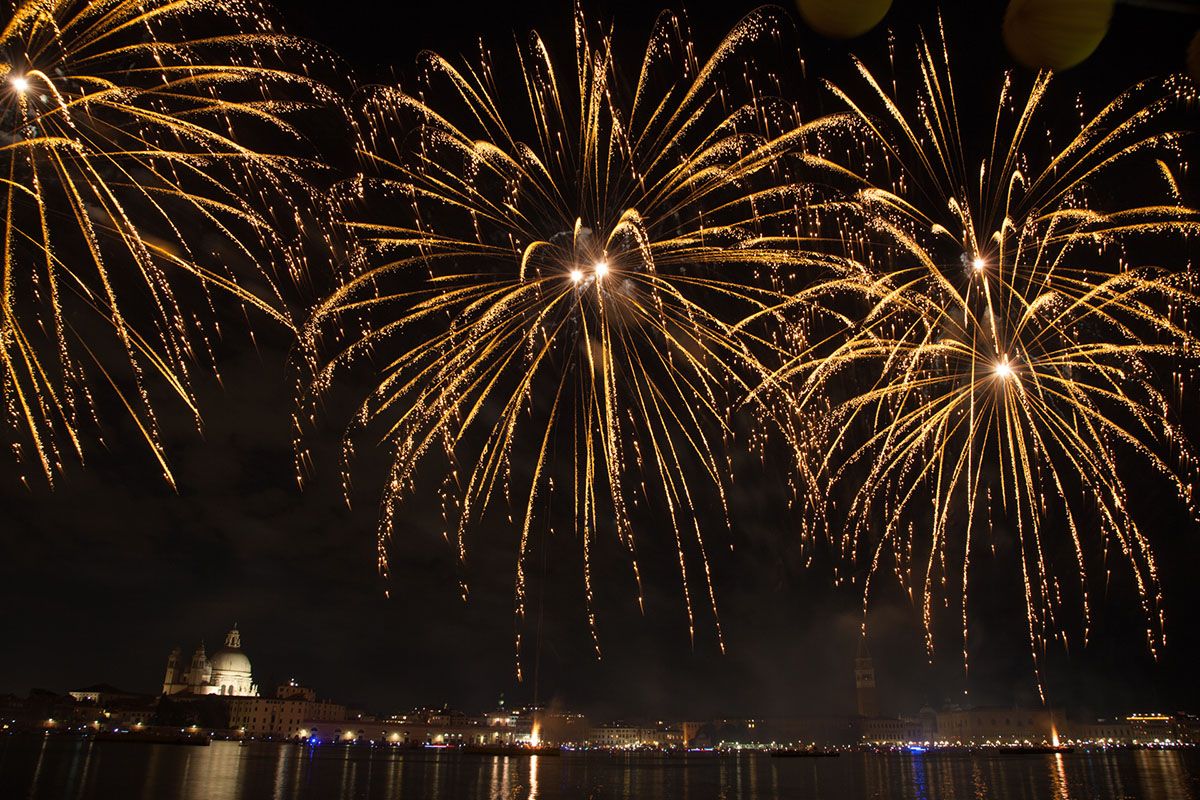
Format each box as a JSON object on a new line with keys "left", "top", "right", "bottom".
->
{"left": 0, "top": 0, "right": 333, "bottom": 487}
{"left": 302, "top": 6, "right": 849, "bottom": 672}
{"left": 773, "top": 23, "right": 1200, "bottom": 689}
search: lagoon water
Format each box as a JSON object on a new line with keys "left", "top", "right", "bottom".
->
{"left": 2, "top": 737, "right": 1199, "bottom": 800}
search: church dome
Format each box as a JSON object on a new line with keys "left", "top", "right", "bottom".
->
{"left": 210, "top": 648, "right": 251, "bottom": 675}
{"left": 163, "top": 624, "right": 257, "bottom": 698}
{"left": 209, "top": 626, "right": 252, "bottom": 677}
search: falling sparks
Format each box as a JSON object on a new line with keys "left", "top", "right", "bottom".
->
{"left": 0, "top": 0, "right": 334, "bottom": 487}
{"left": 301, "top": 5, "right": 849, "bottom": 677}
{"left": 769, "top": 20, "right": 1200, "bottom": 694}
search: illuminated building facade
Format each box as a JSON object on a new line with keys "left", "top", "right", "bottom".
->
{"left": 862, "top": 714, "right": 935, "bottom": 745}
{"left": 162, "top": 626, "right": 258, "bottom": 697}
{"left": 226, "top": 693, "right": 346, "bottom": 737}
{"left": 590, "top": 723, "right": 659, "bottom": 748}
{"left": 1124, "top": 713, "right": 1200, "bottom": 744}
{"left": 934, "top": 707, "right": 1065, "bottom": 744}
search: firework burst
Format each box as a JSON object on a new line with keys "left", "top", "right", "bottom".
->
{"left": 0, "top": 0, "right": 334, "bottom": 487}
{"left": 302, "top": 6, "right": 850, "bottom": 671}
{"left": 772, "top": 23, "right": 1200, "bottom": 688}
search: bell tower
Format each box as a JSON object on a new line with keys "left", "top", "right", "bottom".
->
{"left": 162, "top": 645, "right": 182, "bottom": 694}
{"left": 855, "top": 635, "right": 879, "bottom": 718}
{"left": 188, "top": 641, "right": 210, "bottom": 688}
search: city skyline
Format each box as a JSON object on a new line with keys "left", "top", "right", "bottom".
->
{"left": 5, "top": 630, "right": 1197, "bottom": 754}
{"left": 4, "top": 612, "right": 1194, "bottom": 725}
{"left": 5, "top": 621, "right": 1195, "bottom": 751}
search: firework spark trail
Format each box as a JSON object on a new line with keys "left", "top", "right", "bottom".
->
{"left": 766, "top": 21, "right": 1200, "bottom": 693}
{"left": 301, "top": 5, "right": 857, "bottom": 675}
{"left": 0, "top": 0, "right": 336, "bottom": 487}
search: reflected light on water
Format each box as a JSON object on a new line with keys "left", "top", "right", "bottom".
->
{"left": 1051, "top": 752, "right": 1070, "bottom": 800}
{"left": 488, "top": 754, "right": 516, "bottom": 800}
{"left": 3, "top": 739, "right": 1200, "bottom": 800}
{"left": 270, "top": 745, "right": 289, "bottom": 800}
{"left": 178, "top": 742, "right": 246, "bottom": 800}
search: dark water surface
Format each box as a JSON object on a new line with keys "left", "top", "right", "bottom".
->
{"left": 2, "top": 737, "right": 1199, "bottom": 799}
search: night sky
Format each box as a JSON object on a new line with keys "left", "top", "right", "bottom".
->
{"left": 2, "top": 0, "right": 1199, "bottom": 722}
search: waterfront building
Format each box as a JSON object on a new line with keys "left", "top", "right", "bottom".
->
{"left": 68, "top": 684, "right": 146, "bottom": 706}
{"left": 1062, "top": 718, "right": 1133, "bottom": 743}
{"left": 226, "top": 689, "right": 346, "bottom": 737}
{"left": 162, "top": 626, "right": 258, "bottom": 697}
{"left": 934, "top": 707, "right": 1065, "bottom": 744}
{"left": 67, "top": 684, "right": 157, "bottom": 729}
{"left": 1124, "top": 712, "right": 1200, "bottom": 744}
{"left": 655, "top": 723, "right": 684, "bottom": 747}
{"left": 861, "top": 714, "right": 934, "bottom": 745}
{"left": 589, "top": 722, "right": 663, "bottom": 748}
{"left": 301, "top": 712, "right": 499, "bottom": 745}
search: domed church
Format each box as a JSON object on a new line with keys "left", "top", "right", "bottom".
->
{"left": 162, "top": 625, "right": 259, "bottom": 697}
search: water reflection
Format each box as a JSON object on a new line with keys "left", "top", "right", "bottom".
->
{"left": 1050, "top": 752, "right": 1069, "bottom": 799}
{"left": 2, "top": 739, "right": 1199, "bottom": 800}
